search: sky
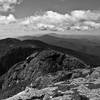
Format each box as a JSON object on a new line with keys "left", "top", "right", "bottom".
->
{"left": 0, "top": 0, "right": 99, "bottom": 18}
{"left": 0, "top": 0, "right": 100, "bottom": 38}
{"left": 14, "top": 0, "right": 100, "bottom": 18}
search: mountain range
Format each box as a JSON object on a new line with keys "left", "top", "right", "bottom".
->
{"left": 0, "top": 37, "right": 99, "bottom": 77}
{"left": 0, "top": 34, "right": 100, "bottom": 100}
{"left": 18, "top": 33, "right": 100, "bottom": 56}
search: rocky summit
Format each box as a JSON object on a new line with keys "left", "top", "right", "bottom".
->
{"left": 0, "top": 49, "right": 100, "bottom": 100}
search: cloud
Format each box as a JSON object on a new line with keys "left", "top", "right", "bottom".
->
{"left": 20, "top": 11, "right": 68, "bottom": 30}
{"left": 0, "top": 0, "right": 23, "bottom": 12}
{"left": 71, "top": 10, "right": 100, "bottom": 21}
{"left": 0, "top": 10, "right": 99, "bottom": 32}
{"left": 22, "top": 11, "right": 66, "bottom": 24}
{"left": 83, "top": 21, "right": 100, "bottom": 29}
{"left": 19, "top": 10, "right": 100, "bottom": 31}
{"left": 0, "top": 14, "right": 16, "bottom": 24}
{"left": 1, "top": 10, "right": 100, "bottom": 39}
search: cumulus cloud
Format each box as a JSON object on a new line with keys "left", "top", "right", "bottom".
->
{"left": 19, "top": 10, "right": 100, "bottom": 31}
{"left": 0, "top": 10, "right": 100, "bottom": 31}
{"left": 1, "top": 10, "right": 100, "bottom": 39}
{"left": 0, "top": 0, "right": 23, "bottom": 12}
{"left": 21, "top": 11, "right": 66, "bottom": 25}
{"left": 83, "top": 21, "right": 100, "bottom": 29}
{"left": 0, "top": 14, "right": 16, "bottom": 24}
{"left": 71, "top": 10, "right": 100, "bottom": 21}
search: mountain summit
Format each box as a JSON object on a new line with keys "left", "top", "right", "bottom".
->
{"left": 0, "top": 49, "right": 88, "bottom": 99}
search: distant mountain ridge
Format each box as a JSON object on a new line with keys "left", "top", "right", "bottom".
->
{"left": 0, "top": 37, "right": 99, "bottom": 77}
{"left": 18, "top": 34, "right": 100, "bottom": 57}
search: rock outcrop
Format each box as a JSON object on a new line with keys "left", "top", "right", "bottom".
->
{"left": 4, "top": 66, "right": 100, "bottom": 100}
{"left": 0, "top": 50, "right": 88, "bottom": 99}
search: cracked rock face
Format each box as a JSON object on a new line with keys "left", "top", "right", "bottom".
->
{"left": 4, "top": 67, "right": 100, "bottom": 100}
{"left": 2, "top": 50, "right": 87, "bottom": 89}
{"left": 0, "top": 50, "right": 88, "bottom": 99}
{"left": 4, "top": 80, "right": 90, "bottom": 100}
